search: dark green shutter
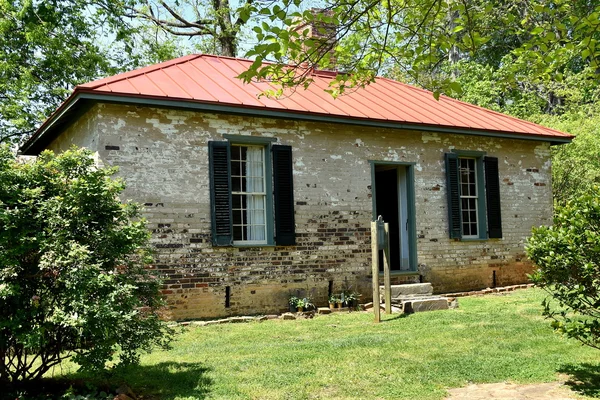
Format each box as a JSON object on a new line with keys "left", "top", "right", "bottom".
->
{"left": 484, "top": 156, "right": 503, "bottom": 238}
{"left": 445, "top": 153, "right": 462, "bottom": 239}
{"left": 209, "top": 141, "right": 233, "bottom": 246}
{"left": 272, "top": 145, "right": 296, "bottom": 245}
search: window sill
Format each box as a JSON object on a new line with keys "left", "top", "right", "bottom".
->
{"left": 232, "top": 243, "right": 275, "bottom": 248}
{"left": 378, "top": 270, "right": 420, "bottom": 277}
{"left": 455, "top": 237, "right": 501, "bottom": 242}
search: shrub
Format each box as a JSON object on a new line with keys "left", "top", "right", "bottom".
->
{"left": 526, "top": 187, "right": 600, "bottom": 350}
{"left": 0, "top": 147, "right": 172, "bottom": 384}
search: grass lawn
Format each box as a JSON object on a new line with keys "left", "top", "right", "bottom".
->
{"left": 58, "top": 288, "right": 600, "bottom": 400}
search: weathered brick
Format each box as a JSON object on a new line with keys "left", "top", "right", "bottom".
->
{"left": 47, "top": 103, "right": 551, "bottom": 320}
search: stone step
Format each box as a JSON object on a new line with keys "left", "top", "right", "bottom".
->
{"left": 386, "top": 294, "right": 447, "bottom": 304}
{"left": 402, "top": 297, "right": 449, "bottom": 313}
{"left": 379, "top": 283, "right": 433, "bottom": 298}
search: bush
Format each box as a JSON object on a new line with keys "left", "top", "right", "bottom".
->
{"left": 0, "top": 147, "right": 172, "bottom": 384}
{"left": 526, "top": 187, "right": 600, "bottom": 350}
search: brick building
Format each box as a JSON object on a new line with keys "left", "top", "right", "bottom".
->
{"left": 21, "top": 54, "right": 573, "bottom": 320}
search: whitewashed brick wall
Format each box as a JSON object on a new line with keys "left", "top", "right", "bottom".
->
{"left": 49, "top": 103, "right": 553, "bottom": 320}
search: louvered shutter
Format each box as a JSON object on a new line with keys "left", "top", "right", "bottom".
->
{"left": 484, "top": 156, "right": 503, "bottom": 238}
{"left": 272, "top": 145, "right": 296, "bottom": 245}
{"left": 445, "top": 153, "right": 462, "bottom": 239}
{"left": 209, "top": 141, "right": 233, "bottom": 246}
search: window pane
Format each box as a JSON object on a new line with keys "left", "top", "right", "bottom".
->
{"left": 463, "top": 223, "right": 470, "bottom": 236}
{"left": 231, "top": 145, "right": 240, "bottom": 159}
{"left": 232, "top": 176, "right": 241, "bottom": 192}
{"left": 461, "top": 170, "right": 469, "bottom": 183}
{"left": 250, "top": 225, "right": 266, "bottom": 241}
{"left": 232, "top": 194, "right": 242, "bottom": 209}
{"left": 231, "top": 160, "right": 241, "bottom": 176}
{"left": 470, "top": 223, "right": 478, "bottom": 235}
{"left": 233, "top": 209, "right": 242, "bottom": 225}
{"left": 251, "top": 177, "right": 264, "bottom": 192}
{"left": 233, "top": 225, "right": 243, "bottom": 241}
{"left": 252, "top": 210, "right": 265, "bottom": 222}
{"left": 251, "top": 196, "right": 265, "bottom": 211}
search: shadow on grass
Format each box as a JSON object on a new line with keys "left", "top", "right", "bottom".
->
{"left": 115, "top": 362, "right": 212, "bottom": 400}
{"left": 52, "top": 361, "right": 212, "bottom": 400}
{"left": 380, "top": 313, "right": 409, "bottom": 322}
{"left": 558, "top": 363, "right": 600, "bottom": 398}
{"left": 3, "top": 362, "right": 212, "bottom": 400}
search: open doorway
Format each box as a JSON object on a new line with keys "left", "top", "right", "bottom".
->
{"left": 373, "top": 163, "right": 416, "bottom": 272}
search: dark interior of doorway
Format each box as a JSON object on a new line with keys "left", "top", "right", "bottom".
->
{"left": 375, "top": 168, "right": 401, "bottom": 271}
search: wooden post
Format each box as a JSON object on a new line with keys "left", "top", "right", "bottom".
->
{"left": 371, "top": 221, "right": 380, "bottom": 323}
{"left": 383, "top": 222, "right": 392, "bottom": 314}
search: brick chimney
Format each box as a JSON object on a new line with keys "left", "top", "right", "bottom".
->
{"left": 291, "top": 8, "right": 338, "bottom": 70}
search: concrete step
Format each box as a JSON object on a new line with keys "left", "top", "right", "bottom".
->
{"left": 379, "top": 283, "right": 433, "bottom": 298}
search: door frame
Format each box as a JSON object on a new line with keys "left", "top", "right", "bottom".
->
{"left": 369, "top": 160, "right": 418, "bottom": 273}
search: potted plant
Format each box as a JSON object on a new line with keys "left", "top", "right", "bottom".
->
{"left": 303, "top": 297, "right": 314, "bottom": 311}
{"left": 289, "top": 296, "right": 299, "bottom": 312}
{"left": 296, "top": 298, "right": 305, "bottom": 312}
{"left": 296, "top": 297, "right": 314, "bottom": 313}
{"left": 344, "top": 291, "right": 361, "bottom": 310}
{"left": 328, "top": 295, "right": 339, "bottom": 310}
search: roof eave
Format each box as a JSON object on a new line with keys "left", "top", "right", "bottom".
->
{"left": 20, "top": 91, "right": 573, "bottom": 155}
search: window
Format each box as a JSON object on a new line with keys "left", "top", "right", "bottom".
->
{"left": 445, "top": 152, "right": 502, "bottom": 240}
{"left": 208, "top": 140, "right": 295, "bottom": 246}
{"left": 459, "top": 158, "right": 478, "bottom": 238}
{"left": 231, "top": 145, "right": 267, "bottom": 244}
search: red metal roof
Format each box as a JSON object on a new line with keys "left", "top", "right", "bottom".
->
{"left": 26, "top": 54, "right": 573, "bottom": 154}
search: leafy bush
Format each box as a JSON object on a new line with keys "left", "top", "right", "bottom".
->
{"left": 527, "top": 187, "right": 600, "bottom": 349}
{"left": 0, "top": 147, "right": 172, "bottom": 384}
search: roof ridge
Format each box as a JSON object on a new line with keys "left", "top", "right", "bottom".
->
{"left": 77, "top": 54, "right": 204, "bottom": 89}
{"left": 380, "top": 77, "right": 567, "bottom": 136}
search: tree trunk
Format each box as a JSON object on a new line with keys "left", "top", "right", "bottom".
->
{"left": 219, "top": 34, "right": 237, "bottom": 57}
{"left": 214, "top": 0, "right": 237, "bottom": 57}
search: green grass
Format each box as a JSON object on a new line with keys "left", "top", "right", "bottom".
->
{"left": 59, "top": 289, "right": 600, "bottom": 399}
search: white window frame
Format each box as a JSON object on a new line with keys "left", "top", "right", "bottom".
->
{"left": 230, "top": 144, "right": 268, "bottom": 245}
{"left": 459, "top": 157, "right": 479, "bottom": 239}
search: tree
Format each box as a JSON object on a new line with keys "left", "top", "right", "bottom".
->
{"left": 127, "top": 0, "right": 254, "bottom": 57}
{"left": 0, "top": 0, "right": 186, "bottom": 146}
{"left": 527, "top": 188, "right": 600, "bottom": 350}
{"left": 535, "top": 110, "right": 600, "bottom": 205}
{"left": 240, "top": 0, "right": 600, "bottom": 98}
{"left": 445, "top": 58, "right": 600, "bottom": 203}
{"left": 0, "top": 147, "right": 172, "bottom": 384}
